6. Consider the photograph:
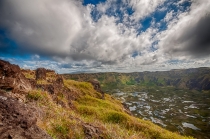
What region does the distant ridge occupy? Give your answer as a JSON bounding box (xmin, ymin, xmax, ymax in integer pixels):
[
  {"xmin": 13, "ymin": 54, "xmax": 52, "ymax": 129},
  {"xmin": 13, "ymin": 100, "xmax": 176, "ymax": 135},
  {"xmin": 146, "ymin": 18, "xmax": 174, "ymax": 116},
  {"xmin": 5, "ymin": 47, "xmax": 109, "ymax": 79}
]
[{"xmin": 63, "ymin": 67, "xmax": 210, "ymax": 92}]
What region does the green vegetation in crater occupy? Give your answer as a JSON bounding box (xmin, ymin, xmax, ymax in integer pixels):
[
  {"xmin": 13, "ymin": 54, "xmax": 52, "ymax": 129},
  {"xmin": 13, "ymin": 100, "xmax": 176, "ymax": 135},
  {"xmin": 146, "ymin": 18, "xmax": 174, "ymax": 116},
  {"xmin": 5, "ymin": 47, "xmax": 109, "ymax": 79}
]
[{"xmin": 63, "ymin": 67, "xmax": 210, "ymax": 93}]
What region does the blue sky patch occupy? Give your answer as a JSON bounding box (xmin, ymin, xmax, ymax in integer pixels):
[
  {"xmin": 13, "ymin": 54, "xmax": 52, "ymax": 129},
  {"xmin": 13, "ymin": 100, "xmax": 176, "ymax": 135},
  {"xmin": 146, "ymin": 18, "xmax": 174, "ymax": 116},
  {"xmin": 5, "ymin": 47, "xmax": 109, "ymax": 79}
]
[
  {"xmin": 83, "ymin": 0, "xmax": 106, "ymax": 5},
  {"xmin": 0, "ymin": 29, "xmax": 19, "ymax": 55}
]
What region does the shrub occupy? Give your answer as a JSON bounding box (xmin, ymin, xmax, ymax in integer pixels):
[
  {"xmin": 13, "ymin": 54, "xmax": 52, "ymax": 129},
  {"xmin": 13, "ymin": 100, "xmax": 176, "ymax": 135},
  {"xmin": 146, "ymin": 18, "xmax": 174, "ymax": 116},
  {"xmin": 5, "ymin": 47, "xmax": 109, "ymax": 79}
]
[
  {"xmin": 103, "ymin": 111, "xmax": 128, "ymax": 124},
  {"xmin": 27, "ymin": 90, "xmax": 44, "ymax": 101}
]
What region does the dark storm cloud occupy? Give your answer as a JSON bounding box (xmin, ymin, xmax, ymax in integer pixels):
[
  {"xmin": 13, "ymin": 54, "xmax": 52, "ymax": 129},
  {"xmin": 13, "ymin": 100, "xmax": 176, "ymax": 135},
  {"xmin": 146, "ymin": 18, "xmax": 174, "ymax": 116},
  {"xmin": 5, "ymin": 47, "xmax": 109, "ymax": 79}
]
[
  {"xmin": 176, "ymin": 13, "xmax": 210, "ymax": 57},
  {"xmin": 0, "ymin": 0, "xmax": 86, "ymax": 59},
  {"xmin": 184, "ymin": 13, "xmax": 210, "ymax": 56},
  {"xmin": 156, "ymin": 0, "xmax": 210, "ymax": 63}
]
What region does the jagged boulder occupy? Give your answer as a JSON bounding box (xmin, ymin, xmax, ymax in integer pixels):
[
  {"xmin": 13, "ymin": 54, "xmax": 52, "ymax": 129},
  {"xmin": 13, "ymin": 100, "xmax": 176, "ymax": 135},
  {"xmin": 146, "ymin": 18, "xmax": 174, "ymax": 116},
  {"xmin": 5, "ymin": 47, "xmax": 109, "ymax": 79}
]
[
  {"xmin": 35, "ymin": 68, "xmax": 46, "ymax": 80},
  {"xmin": 0, "ymin": 59, "xmax": 31, "ymax": 94},
  {"xmin": 0, "ymin": 93, "xmax": 52, "ymax": 139}
]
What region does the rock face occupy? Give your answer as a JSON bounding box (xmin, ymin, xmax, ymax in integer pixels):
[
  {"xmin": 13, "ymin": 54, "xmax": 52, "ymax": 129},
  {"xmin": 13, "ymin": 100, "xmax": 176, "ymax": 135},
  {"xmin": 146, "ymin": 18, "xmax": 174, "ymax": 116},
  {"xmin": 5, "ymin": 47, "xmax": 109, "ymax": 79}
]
[
  {"xmin": 35, "ymin": 68, "xmax": 47, "ymax": 80},
  {"xmin": 35, "ymin": 74, "xmax": 64, "ymax": 95},
  {"xmin": 0, "ymin": 60, "xmax": 31, "ymax": 94},
  {"xmin": 55, "ymin": 75, "xmax": 64, "ymax": 87},
  {"xmin": 186, "ymin": 77, "xmax": 210, "ymax": 90},
  {"xmin": 89, "ymin": 79, "xmax": 102, "ymax": 93},
  {"xmin": 89, "ymin": 79, "xmax": 104, "ymax": 99},
  {"xmin": 83, "ymin": 123, "xmax": 105, "ymax": 139},
  {"xmin": 0, "ymin": 93, "xmax": 52, "ymax": 139},
  {"xmin": 0, "ymin": 60, "xmax": 63, "ymax": 138},
  {"xmin": 36, "ymin": 84, "xmax": 55, "ymax": 94}
]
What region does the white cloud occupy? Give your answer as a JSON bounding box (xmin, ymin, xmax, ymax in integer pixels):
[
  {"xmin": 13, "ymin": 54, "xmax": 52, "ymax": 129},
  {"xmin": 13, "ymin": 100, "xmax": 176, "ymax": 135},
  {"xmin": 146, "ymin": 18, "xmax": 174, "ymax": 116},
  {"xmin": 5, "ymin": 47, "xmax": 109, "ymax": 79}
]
[
  {"xmin": 31, "ymin": 54, "xmax": 40, "ymax": 60},
  {"xmin": 128, "ymin": 0, "xmax": 166, "ymax": 21},
  {"xmin": 164, "ymin": 11, "xmax": 174, "ymax": 22},
  {"xmin": 1, "ymin": 0, "xmax": 160, "ymax": 68}
]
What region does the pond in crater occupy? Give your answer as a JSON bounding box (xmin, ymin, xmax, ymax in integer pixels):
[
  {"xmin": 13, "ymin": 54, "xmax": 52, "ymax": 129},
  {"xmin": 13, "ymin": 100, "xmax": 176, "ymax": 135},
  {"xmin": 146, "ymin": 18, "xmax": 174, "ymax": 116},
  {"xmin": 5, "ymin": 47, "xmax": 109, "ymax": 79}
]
[{"xmin": 112, "ymin": 88, "xmax": 210, "ymax": 139}]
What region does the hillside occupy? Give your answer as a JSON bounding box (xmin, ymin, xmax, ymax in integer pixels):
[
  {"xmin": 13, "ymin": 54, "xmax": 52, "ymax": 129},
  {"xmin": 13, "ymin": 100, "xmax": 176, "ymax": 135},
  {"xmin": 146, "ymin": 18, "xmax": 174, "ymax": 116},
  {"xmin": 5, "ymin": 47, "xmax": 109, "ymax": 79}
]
[
  {"xmin": 63, "ymin": 68, "xmax": 210, "ymax": 93},
  {"xmin": 0, "ymin": 59, "xmax": 194, "ymax": 139}
]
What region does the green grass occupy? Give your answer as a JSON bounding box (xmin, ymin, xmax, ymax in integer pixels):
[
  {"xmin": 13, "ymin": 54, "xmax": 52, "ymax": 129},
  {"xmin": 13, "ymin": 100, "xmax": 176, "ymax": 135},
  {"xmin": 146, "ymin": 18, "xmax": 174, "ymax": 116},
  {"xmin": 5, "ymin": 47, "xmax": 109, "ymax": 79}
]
[
  {"xmin": 36, "ymin": 79, "xmax": 50, "ymax": 84},
  {"xmin": 25, "ymin": 79, "xmax": 194, "ymax": 139},
  {"xmin": 22, "ymin": 72, "xmax": 35, "ymax": 79},
  {"xmin": 74, "ymin": 91, "xmax": 193, "ymax": 139},
  {"xmin": 27, "ymin": 90, "xmax": 45, "ymax": 101},
  {"xmin": 103, "ymin": 111, "xmax": 128, "ymax": 123}
]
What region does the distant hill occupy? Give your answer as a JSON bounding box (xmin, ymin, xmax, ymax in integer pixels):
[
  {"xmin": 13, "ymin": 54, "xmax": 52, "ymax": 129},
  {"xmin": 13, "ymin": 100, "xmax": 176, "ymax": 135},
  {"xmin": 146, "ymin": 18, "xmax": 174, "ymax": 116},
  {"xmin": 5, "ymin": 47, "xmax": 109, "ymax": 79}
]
[{"xmin": 63, "ymin": 67, "xmax": 210, "ymax": 92}]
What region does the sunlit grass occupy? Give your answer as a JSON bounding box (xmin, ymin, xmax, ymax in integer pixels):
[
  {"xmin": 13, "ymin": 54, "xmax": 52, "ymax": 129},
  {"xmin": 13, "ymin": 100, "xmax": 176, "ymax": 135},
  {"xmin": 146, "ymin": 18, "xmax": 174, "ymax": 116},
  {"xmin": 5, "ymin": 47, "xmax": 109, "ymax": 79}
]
[
  {"xmin": 22, "ymin": 70, "xmax": 35, "ymax": 79},
  {"xmin": 25, "ymin": 79, "xmax": 194, "ymax": 139},
  {"xmin": 74, "ymin": 89, "xmax": 193, "ymax": 139}
]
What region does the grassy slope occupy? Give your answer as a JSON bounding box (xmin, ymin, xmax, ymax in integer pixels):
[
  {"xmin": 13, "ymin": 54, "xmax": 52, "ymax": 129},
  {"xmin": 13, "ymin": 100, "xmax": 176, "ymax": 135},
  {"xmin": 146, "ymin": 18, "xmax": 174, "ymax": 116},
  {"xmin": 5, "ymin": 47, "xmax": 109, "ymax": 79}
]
[{"xmin": 25, "ymin": 79, "xmax": 193, "ymax": 139}]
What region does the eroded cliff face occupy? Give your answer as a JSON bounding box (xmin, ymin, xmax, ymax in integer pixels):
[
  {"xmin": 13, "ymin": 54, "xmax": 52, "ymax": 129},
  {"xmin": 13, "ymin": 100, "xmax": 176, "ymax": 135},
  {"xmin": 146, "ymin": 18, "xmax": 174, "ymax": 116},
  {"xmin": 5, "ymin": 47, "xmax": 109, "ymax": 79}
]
[
  {"xmin": 0, "ymin": 60, "xmax": 65, "ymax": 139},
  {"xmin": 0, "ymin": 60, "xmax": 54, "ymax": 139},
  {"xmin": 0, "ymin": 60, "xmax": 32, "ymax": 95}
]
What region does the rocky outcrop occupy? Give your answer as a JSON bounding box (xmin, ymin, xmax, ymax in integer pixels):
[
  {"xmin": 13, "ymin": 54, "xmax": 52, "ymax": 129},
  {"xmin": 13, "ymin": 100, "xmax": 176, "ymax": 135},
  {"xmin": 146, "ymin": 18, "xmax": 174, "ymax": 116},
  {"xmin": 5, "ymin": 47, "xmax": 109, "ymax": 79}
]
[
  {"xmin": 55, "ymin": 75, "xmax": 64, "ymax": 87},
  {"xmin": 89, "ymin": 79, "xmax": 103, "ymax": 93},
  {"xmin": 0, "ymin": 60, "xmax": 32, "ymax": 95},
  {"xmin": 0, "ymin": 93, "xmax": 52, "ymax": 139},
  {"xmin": 89, "ymin": 79, "xmax": 104, "ymax": 99},
  {"xmin": 83, "ymin": 123, "xmax": 106, "ymax": 139},
  {"xmin": 36, "ymin": 84, "xmax": 55, "ymax": 94},
  {"xmin": 35, "ymin": 68, "xmax": 47, "ymax": 80},
  {"xmin": 35, "ymin": 74, "xmax": 64, "ymax": 95},
  {"xmin": 0, "ymin": 60, "xmax": 66, "ymax": 138}
]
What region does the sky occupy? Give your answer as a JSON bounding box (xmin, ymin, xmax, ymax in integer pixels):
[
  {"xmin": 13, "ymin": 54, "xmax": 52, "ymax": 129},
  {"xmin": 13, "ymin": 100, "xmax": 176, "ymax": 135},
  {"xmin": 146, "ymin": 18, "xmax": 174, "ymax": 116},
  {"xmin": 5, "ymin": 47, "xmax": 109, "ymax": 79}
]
[{"xmin": 0, "ymin": 0, "xmax": 210, "ymax": 73}]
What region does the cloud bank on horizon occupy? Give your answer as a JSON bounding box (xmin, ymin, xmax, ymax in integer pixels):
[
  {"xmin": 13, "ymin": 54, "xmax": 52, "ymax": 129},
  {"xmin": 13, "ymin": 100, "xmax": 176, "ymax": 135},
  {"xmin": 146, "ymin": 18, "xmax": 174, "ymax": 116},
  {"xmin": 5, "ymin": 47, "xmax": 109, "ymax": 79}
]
[{"xmin": 0, "ymin": 0, "xmax": 210, "ymax": 73}]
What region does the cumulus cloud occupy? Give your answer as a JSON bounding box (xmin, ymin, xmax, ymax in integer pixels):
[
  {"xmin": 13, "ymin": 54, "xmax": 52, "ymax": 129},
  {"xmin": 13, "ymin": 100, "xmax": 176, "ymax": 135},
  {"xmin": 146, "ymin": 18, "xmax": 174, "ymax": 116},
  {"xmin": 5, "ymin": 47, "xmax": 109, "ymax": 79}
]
[
  {"xmin": 128, "ymin": 0, "xmax": 166, "ymax": 21},
  {"xmin": 0, "ymin": 0, "xmax": 145, "ymax": 65},
  {"xmin": 164, "ymin": 11, "xmax": 174, "ymax": 22},
  {"xmin": 0, "ymin": 0, "xmax": 86, "ymax": 57}
]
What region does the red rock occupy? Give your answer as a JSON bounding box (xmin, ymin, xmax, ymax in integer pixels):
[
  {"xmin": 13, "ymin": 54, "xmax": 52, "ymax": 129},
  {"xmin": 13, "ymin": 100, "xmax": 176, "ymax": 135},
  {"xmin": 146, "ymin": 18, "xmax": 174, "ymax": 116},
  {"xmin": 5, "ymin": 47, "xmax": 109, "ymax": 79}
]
[
  {"xmin": 0, "ymin": 93, "xmax": 52, "ymax": 139},
  {"xmin": 89, "ymin": 79, "xmax": 104, "ymax": 99},
  {"xmin": 54, "ymin": 75, "xmax": 64, "ymax": 87},
  {"xmin": 35, "ymin": 68, "xmax": 47, "ymax": 80},
  {"xmin": 0, "ymin": 60, "xmax": 32, "ymax": 94}
]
